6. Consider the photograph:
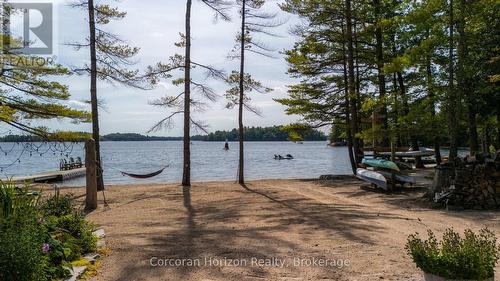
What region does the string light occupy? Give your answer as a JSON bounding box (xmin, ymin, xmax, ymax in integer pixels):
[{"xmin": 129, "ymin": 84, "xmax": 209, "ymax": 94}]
[{"xmin": 0, "ymin": 141, "xmax": 83, "ymax": 172}]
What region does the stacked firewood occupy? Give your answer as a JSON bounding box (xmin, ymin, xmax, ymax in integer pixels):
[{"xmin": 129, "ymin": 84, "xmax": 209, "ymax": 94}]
[{"xmin": 438, "ymin": 153, "xmax": 500, "ymax": 209}]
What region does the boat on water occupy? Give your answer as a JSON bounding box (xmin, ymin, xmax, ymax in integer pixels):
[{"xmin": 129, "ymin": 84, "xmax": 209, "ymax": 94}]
[
  {"xmin": 274, "ymin": 154, "xmax": 294, "ymax": 160},
  {"xmin": 362, "ymin": 158, "xmax": 400, "ymax": 171},
  {"xmin": 356, "ymin": 168, "xmax": 388, "ymax": 190}
]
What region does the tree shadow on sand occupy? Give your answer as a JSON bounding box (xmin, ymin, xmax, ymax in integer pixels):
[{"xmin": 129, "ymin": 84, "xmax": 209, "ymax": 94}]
[{"xmin": 109, "ymin": 181, "xmax": 410, "ymax": 280}]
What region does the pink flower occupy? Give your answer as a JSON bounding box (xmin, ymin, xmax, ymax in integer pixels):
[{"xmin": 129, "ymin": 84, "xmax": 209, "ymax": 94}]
[{"xmin": 42, "ymin": 243, "xmax": 50, "ymax": 253}]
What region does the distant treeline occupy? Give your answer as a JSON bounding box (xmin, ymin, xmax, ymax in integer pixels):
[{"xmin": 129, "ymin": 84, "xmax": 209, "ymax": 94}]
[
  {"xmin": 0, "ymin": 135, "xmax": 45, "ymax": 142},
  {"xmin": 100, "ymin": 133, "xmax": 182, "ymax": 141},
  {"xmin": 191, "ymin": 126, "xmax": 327, "ymax": 141},
  {"xmin": 0, "ymin": 133, "xmax": 181, "ymax": 142},
  {"xmin": 0, "ymin": 127, "xmax": 327, "ymax": 142}
]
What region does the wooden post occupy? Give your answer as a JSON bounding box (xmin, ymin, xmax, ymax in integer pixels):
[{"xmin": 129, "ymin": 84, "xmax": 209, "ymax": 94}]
[{"xmin": 85, "ymin": 139, "xmax": 98, "ymax": 210}]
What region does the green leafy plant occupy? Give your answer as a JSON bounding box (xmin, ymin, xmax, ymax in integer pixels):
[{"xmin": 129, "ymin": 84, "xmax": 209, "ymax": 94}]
[
  {"xmin": 0, "ymin": 181, "xmax": 47, "ymax": 281},
  {"xmin": 0, "ymin": 181, "xmax": 39, "ymax": 219},
  {"xmin": 52, "ymin": 212, "xmax": 97, "ymax": 258},
  {"xmin": 406, "ymin": 228, "xmax": 500, "ymax": 280},
  {"xmin": 0, "ymin": 181, "xmax": 98, "ymax": 281},
  {"xmin": 40, "ymin": 192, "xmax": 74, "ymax": 217}
]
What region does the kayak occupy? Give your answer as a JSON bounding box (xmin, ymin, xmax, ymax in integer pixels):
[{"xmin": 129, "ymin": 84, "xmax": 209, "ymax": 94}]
[
  {"xmin": 356, "ymin": 168, "xmax": 388, "ymax": 190},
  {"xmin": 395, "ymin": 161, "xmax": 413, "ymax": 170},
  {"xmin": 362, "ymin": 158, "xmax": 400, "ymax": 171}
]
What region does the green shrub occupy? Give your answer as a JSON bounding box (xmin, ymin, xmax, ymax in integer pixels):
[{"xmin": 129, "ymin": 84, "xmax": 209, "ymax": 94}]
[
  {"xmin": 406, "ymin": 228, "xmax": 500, "ymax": 280},
  {"xmin": 0, "ymin": 181, "xmax": 39, "ymax": 220},
  {"xmin": 48, "ymin": 212, "xmax": 97, "ymax": 259},
  {"xmin": 0, "ymin": 181, "xmax": 47, "ymax": 281},
  {"xmin": 0, "ymin": 181, "xmax": 96, "ymax": 281},
  {"xmin": 40, "ymin": 192, "xmax": 74, "ymax": 217},
  {"xmin": 0, "ymin": 215, "xmax": 48, "ymax": 281}
]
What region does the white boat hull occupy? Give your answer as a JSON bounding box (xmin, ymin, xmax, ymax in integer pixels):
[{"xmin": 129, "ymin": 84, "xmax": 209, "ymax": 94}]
[{"xmin": 356, "ymin": 168, "xmax": 388, "ymax": 190}]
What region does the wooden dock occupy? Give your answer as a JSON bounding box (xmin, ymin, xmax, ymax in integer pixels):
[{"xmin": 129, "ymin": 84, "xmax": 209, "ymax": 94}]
[{"xmin": 11, "ymin": 168, "xmax": 86, "ymax": 183}]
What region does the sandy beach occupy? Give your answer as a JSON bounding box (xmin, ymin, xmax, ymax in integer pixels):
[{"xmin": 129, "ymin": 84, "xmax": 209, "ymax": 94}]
[{"xmin": 62, "ymin": 178, "xmax": 500, "ymax": 281}]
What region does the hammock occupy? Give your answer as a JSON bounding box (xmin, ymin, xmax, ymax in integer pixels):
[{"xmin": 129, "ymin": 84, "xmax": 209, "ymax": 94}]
[{"xmin": 120, "ymin": 166, "xmax": 169, "ymax": 179}]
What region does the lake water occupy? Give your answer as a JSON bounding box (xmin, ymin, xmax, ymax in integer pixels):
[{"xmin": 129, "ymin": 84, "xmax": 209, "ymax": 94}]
[{"xmin": 0, "ymin": 141, "xmax": 352, "ymax": 186}]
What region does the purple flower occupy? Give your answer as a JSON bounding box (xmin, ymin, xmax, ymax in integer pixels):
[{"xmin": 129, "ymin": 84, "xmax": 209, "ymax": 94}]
[{"xmin": 42, "ymin": 243, "xmax": 50, "ymax": 253}]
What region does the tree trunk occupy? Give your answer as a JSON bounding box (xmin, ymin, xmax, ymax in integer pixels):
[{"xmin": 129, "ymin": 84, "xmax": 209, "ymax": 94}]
[
  {"xmin": 392, "ymin": 73, "xmax": 402, "ymax": 147},
  {"xmin": 341, "ymin": 21, "xmax": 356, "ymax": 174},
  {"xmin": 353, "ymin": 19, "xmax": 364, "ymax": 156},
  {"xmin": 426, "ymin": 57, "xmax": 442, "ymax": 164},
  {"xmin": 85, "ymin": 139, "xmax": 97, "ymax": 211},
  {"xmin": 481, "ymin": 126, "xmax": 488, "ymax": 153},
  {"xmin": 182, "ymin": 0, "xmax": 192, "ymax": 187},
  {"xmin": 447, "ymin": 0, "xmax": 458, "ymax": 160},
  {"xmin": 398, "ymin": 71, "xmax": 424, "ymax": 168},
  {"xmin": 467, "ymin": 104, "xmax": 478, "ymax": 154},
  {"xmin": 237, "ymin": 0, "xmax": 246, "ymax": 184},
  {"xmin": 457, "ymin": 0, "xmax": 478, "ymax": 155},
  {"xmin": 497, "ymin": 115, "xmax": 500, "ymax": 149},
  {"xmin": 87, "ymin": 0, "xmax": 104, "ymax": 191},
  {"xmin": 373, "ymin": 0, "xmax": 389, "ymax": 147},
  {"xmin": 346, "ymin": 0, "xmax": 361, "ymax": 163}
]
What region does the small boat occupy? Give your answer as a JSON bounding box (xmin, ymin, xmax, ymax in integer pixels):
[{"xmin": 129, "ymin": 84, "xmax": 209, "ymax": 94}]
[
  {"xmin": 378, "ymin": 148, "xmax": 435, "ymax": 158},
  {"xmin": 378, "ymin": 170, "xmax": 416, "ymax": 185},
  {"xmin": 356, "ymin": 168, "xmax": 387, "ymax": 190},
  {"xmin": 274, "ymin": 154, "xmax": 294, "ymax": 160},
  {"xmin": 362, "ymin": 158, "xmax": 400, "ymax": 171}
]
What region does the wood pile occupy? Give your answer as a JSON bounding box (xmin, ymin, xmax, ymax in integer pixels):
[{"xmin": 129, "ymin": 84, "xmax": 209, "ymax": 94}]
[{"xmin": 436, "ymin": 152, "xmax": 500, "ymax": 210}]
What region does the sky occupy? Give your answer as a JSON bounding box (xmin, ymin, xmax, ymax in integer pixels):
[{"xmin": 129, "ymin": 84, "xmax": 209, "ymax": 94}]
[{"xmin": 4, "ymin": 0, "xmax": 305, "ymax": 136}]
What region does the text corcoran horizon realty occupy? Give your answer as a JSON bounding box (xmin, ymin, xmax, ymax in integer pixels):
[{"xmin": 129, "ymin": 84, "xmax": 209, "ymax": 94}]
[{"xmin": 149, "ymin": 257, "xmax": 350, "ymax": 269}]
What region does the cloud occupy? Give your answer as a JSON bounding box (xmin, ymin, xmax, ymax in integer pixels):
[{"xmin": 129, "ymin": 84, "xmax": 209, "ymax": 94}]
[
  {"xmin": 48, "ymin": 0, "xmax": 299, "ymax": 135},
  {"xmin": 67, "ymin": 100, "xmax": 90, "ymax": 110}
]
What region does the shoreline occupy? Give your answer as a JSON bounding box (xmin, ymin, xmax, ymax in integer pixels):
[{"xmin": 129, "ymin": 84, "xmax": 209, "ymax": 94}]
[{"xmin": 56, "ymin": 176, "xmax": 348, "ymax": 188}]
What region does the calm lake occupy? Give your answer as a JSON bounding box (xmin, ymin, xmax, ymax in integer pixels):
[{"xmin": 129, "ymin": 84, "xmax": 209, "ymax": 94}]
[{"xmin": 0, "ymin": 141, "xmax": 352, "ymax": 185}]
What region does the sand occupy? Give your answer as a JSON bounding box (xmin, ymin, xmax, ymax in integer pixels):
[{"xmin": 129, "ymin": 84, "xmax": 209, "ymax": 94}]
[{"xmin": 63, "ymin": 178, "xmax": 499, "ymax": 281}]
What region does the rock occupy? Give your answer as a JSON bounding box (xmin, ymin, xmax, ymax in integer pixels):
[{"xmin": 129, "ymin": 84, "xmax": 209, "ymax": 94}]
[
  {"xmin": 84, "ymin": 253, "xmax": 101, "ymax": 264},
  {"xmin": 93, "ymin": 228, "xmax": 106, "ymax": 239},
  {"xmin": 64, "ymin": 266, "xmax": 86, "ymax": 281}
]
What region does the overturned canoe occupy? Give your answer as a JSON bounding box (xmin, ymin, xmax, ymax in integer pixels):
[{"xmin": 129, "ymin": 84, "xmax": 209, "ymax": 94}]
[
  {"xmin": 378, "ymin": 170, "xmax": 416, "ymax": 185},
  {"xmin": 356, "ymin": 168, "xmax": 388, "ymax": 190},
  {"xmin": 362, "ymin": 158, "xmax": 400, "ymax": 171},
  {"xmin": 378, "ymin": 150, "xmax": 434, "ymax": 158}
]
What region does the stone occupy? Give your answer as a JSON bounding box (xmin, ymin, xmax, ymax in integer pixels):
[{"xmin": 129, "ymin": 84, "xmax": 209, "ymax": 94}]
[
  {"xmin": 93, "ymin": 228, "xmax": 106, "ymax": 239},
  {"xmin": 84, "ymin": 253, "xmax": 101, "ymax": 264},
  {"xmin": 64, "ymin": 266, "xmax": 87, "ymax": 281}
]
